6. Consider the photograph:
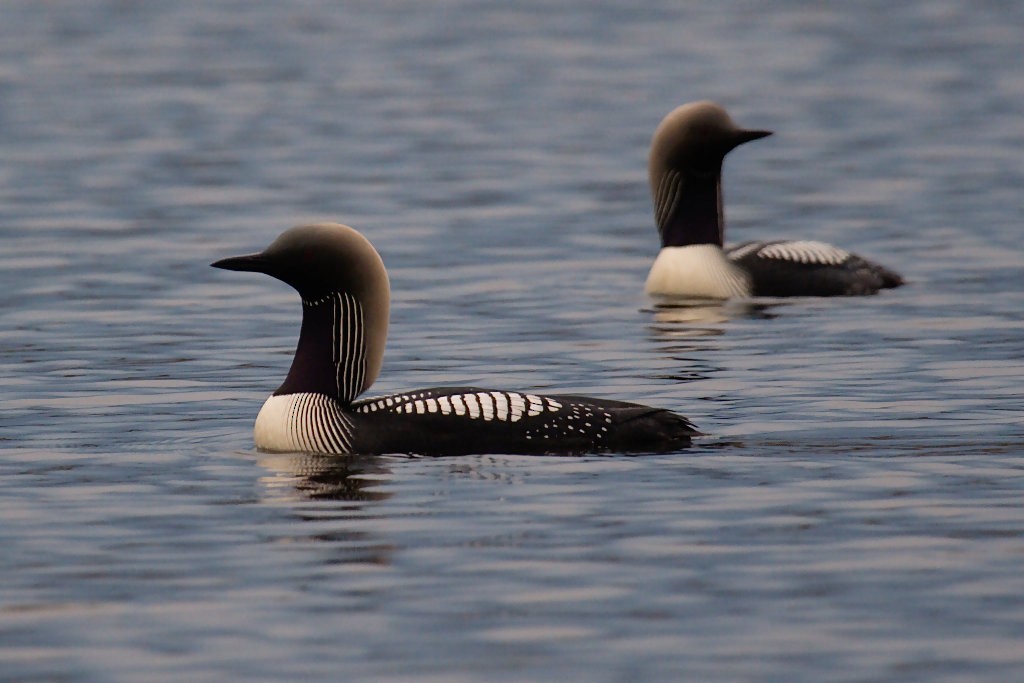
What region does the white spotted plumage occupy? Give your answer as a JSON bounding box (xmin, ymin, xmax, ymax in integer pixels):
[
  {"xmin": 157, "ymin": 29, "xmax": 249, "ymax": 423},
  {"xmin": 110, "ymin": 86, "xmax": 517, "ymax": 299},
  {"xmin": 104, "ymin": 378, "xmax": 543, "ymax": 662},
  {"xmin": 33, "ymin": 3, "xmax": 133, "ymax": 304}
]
[
  {"xmin": 508, "ymin": 393, "xmax": 526, "ymax": 420},
  {"xmin": 256, "ymin": 387, "xmax": 662, "ymax": 454},
  {"xmin": 522, "ymin": 402, "xmax": 615, "ymax": 442},
  {"xmin": 527, "ymin": 394, "xmax": 544, "ymax": 416},
  {"xmin": 739, "ymin": 240, "xmax": 851, "ymax": 266},
  {"xmin": 438, "ymin": 396, "xmax": 452, "ymax": 415},
  {"xmin": 724, "ymin": 241, "xmax": 763, "ymax": 261},
  {"xmin": 261, "ymin": 388, "xmax": 625, "ymax": 453},
  {"xmin": 352, "ymin": 390, "xmax": 573, "ymax": 425},
  {"xmin": 464, "ymin": 393, "xmax": 480, "ymax": 418}
]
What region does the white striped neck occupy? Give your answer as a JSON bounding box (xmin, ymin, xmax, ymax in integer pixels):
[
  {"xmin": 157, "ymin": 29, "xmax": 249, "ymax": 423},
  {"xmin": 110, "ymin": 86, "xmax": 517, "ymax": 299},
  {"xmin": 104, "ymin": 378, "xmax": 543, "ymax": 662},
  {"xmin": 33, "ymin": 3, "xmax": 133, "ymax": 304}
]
[
  {"xmin": 645, "ymin": 244, "xmax": 752, "ymax": 299},
  {"xmin": 275, "ymin": 291, "xmax": 368, "ymax": 404},
  {"xmin": 652, "ymin": 169, "xmax": 725, "ymax": 248}
]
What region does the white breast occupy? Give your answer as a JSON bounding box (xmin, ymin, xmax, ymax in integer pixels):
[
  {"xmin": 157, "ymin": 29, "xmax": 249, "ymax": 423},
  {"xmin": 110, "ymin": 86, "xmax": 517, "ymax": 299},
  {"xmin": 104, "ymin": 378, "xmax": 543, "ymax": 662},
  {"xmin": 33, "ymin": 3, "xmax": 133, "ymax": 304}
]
[
  {"xmin": 254, "ymin": 393, "xmax": 354, "ymax": 454},
  {"xmin": 644, "ymin": 245, "xmax": 752, "ymax": 299}
]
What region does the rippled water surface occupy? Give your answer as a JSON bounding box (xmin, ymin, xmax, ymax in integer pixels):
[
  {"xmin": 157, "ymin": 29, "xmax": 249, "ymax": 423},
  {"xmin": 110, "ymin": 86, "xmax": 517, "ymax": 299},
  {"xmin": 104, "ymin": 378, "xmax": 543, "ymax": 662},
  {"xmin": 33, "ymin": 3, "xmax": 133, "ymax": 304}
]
[{"xmin": 2, "ymin": 1, "xmax": 1023, "ymax": 681}]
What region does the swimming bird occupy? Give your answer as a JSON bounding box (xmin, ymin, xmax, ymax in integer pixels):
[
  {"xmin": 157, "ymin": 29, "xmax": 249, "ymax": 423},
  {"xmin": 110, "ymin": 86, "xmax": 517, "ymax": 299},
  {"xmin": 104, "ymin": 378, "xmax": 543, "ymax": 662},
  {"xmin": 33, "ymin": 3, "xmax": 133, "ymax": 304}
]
[
  {"xmin": 644, "ymin": 101, "xmax": 903, "ymax": 298},
  {"xmin": 213, "ymin": 223, "xmax": 698, "ymax": 456}
]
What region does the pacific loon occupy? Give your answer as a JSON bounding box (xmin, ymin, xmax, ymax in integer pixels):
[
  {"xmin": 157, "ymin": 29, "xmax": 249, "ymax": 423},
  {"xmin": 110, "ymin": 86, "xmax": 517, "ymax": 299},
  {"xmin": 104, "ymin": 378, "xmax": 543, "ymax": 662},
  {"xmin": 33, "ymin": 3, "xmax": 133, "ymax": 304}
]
[
  {"xmin": 644, "ymin": 101, "xmax": 903, "ymax": 299},
  {"xmin": 213, "ymin": 223, "xmax": 698, "ymax": 456}
]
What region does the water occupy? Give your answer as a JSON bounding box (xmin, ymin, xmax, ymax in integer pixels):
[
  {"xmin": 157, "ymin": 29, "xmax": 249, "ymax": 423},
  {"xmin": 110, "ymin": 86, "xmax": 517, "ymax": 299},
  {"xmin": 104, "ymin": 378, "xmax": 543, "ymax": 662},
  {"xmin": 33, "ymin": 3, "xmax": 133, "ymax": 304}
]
[{"xmin": 2, "ymin": 1, "xmax": 1023, "ymax": 681}]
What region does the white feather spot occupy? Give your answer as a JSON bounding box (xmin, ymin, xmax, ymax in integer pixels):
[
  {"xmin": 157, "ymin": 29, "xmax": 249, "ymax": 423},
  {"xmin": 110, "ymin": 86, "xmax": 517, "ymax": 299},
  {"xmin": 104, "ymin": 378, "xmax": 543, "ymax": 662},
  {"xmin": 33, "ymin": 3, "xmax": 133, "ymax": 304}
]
[
  {"xmin": 756, "ymin": 240, "xmax": 850, "ymax": 265},
  {"xmin": 725, "ymin": 241, "xmax": 763, "ymax": 260},
  {"xmin": 451, "ymin": 394, "xmax": 466, "ymax": 416},
  {"xmin": 490, "ymin": 392, "xmax": 509, "ymax": 421},
  {"xmin": 477, "ymin": 393, "xmax": 494, "ymax": 420},
  {"xmin": 527, "ymin": 394, "xmax": 544, "ymax": 416},
  {"xmin": 464, "ymin": 394, "xmax": 481, "ymax": 418},
  {"xmin": 508, "ymin": 394, "xmax": 526, "ymax": 421},
  {"xmin": 438, "ymin": 396, "xmax": 452, "ymax": 415}
]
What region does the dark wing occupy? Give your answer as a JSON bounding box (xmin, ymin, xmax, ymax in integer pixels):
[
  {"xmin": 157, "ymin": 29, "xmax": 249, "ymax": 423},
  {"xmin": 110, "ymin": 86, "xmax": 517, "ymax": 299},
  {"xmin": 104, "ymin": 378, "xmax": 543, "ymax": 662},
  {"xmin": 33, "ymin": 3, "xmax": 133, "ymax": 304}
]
[
  {"xmin": 349, "ymin": 387, "xmax": 697, "ymax": 456},
  {"xmin": 548, "ymin": 392, "xmax": 700, "ymax": 452},
  {"xmin": 726, "ymin": 240, "xmax": 903, "ymax": 297}
]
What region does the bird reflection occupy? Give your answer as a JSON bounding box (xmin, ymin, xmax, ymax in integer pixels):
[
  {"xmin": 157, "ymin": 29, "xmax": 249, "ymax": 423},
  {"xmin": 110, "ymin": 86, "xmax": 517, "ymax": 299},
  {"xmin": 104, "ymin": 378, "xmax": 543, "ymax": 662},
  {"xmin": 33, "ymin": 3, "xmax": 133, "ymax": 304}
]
[
  {"xmin": 258, "ymin": 451, "xmax": 393, "ymax": 502},
  {"xmin": 642, "ymin": 298, "xmax": 784, "ymax": 383},
  {"xmin": 646, "ymin": 297, "xmax": 779, "ymax": 332}
]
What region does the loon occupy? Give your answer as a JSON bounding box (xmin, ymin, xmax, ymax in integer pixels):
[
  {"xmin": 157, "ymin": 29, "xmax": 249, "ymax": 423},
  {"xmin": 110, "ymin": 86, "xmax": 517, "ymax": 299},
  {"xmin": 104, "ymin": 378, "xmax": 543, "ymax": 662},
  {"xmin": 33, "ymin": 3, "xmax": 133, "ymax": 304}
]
[
  {"xmin": 644, "ymin": 101, "xmax": 903, "ymax": 298},
  {"xmin": 212, "ymin": 223, "xmax": 698, "ymax": 456}
]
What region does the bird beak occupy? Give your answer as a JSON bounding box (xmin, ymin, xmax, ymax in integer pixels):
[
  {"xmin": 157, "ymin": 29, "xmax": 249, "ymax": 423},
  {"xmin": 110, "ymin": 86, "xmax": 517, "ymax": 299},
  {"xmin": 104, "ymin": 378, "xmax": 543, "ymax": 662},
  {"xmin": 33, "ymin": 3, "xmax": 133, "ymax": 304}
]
[
  {"xmin": 734, "ymin": 128, "xmax": 773, "ymax": 147},
  {"xmin": 211, "ymin": 252, "xmax": 268, "ymax": 273}
]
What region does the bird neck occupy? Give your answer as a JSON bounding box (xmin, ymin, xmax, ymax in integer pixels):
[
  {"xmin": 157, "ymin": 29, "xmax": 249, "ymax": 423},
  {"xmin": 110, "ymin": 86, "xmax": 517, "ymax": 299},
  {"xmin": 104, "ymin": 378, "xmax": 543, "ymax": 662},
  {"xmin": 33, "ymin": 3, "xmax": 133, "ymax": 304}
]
[
  {"xmin": 653, "ymin": 168, "xmax": 725, "ymax": 248},
  {"xmin": 275, "ymin": 291, "xmax": 367, "ymax": 405}
]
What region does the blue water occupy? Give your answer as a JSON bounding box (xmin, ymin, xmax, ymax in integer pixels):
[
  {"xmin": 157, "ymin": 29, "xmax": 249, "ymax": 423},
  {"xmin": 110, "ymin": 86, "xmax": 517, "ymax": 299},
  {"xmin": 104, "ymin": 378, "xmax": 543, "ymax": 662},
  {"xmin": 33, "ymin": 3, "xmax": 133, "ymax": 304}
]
[{"xmin": 2, "ymin": 1, "xmax": 1023, "ymax": 681}]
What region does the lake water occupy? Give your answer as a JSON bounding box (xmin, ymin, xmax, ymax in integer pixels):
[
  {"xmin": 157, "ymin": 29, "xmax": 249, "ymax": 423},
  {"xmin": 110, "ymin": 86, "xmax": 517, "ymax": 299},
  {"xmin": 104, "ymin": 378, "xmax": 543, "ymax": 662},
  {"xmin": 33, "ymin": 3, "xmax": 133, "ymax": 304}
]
[{"xmin": 2, "ymin": 1, "xmax": 1023, "ymax": 681}]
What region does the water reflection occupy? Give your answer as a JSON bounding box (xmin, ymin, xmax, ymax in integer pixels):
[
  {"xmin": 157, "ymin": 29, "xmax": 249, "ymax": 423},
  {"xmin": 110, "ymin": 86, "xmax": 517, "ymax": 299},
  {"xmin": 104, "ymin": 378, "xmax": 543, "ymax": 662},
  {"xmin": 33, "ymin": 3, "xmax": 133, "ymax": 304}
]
[
  {"xmin": 641, "ymin": 299, "xmax": 784, "ymax": 382},
  {"xmin": 257, "ymin": 452, "xmax": 393, "ymax": 502},
  {"xmin": 645, "ymin": 298, "xmax": 781, "ymax": 331}
]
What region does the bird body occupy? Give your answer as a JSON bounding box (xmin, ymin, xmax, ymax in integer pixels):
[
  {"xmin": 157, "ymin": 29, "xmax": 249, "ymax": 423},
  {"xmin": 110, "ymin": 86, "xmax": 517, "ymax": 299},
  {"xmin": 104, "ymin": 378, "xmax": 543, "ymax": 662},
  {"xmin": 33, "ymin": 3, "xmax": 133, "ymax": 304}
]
[
  {"xmin": 214, "ymin": 223, "xmax": 697, "ymax": 456},
  {"xmin": 645, "ymin": 101, "xmax": 902, "ymax": 298}
]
